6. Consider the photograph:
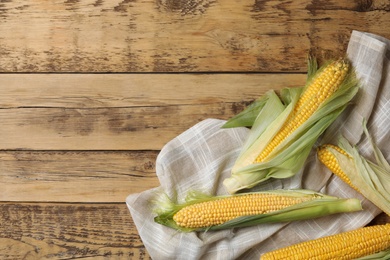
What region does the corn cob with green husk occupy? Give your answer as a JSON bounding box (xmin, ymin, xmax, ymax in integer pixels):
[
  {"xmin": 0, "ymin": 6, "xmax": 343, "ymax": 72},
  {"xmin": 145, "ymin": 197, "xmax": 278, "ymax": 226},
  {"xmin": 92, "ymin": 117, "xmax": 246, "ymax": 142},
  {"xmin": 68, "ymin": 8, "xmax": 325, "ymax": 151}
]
[
  {"xmin": 222, "ymin": 56, "xmax": 320, "ymax": 129},
  {"xmin": 317, "ymin": 121, "xmax": 390, "ymax": 216},
  {"xmin": 260, "ymin": 224, "xmax": 390, "ymax": 260},
  {"xmin": 152, "ymin": 189, "xmax": 362, "ymax": 232},
  {"xmin": 223, "ymin": 58, "xmax": 359, "ymax": 194}
]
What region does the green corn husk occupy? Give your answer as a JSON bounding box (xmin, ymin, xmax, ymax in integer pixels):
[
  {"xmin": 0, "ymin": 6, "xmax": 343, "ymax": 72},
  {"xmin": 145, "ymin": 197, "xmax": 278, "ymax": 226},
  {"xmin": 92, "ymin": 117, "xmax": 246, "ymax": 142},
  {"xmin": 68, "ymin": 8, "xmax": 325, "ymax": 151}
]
[
  {"xmin": 151, "ymin": 189, "xmax": 362, "ymax": 232},
  {"xmin": 222, "ymin": 57, "xmax": 317, "ymax": 129},
  {"xmin": 222, "ymin": 87, "xmax": 304, "ymax": 129},
  {"xmin": 223, "ymin": 58, "xmax": 359, "ymax": 194},
  {"xmin": 222, "ymin": 94, "xmax": 270, "ymax": 128},
  {"xmin": 328, "ymin": 120, "xmax": 390, "ymax": 216}
]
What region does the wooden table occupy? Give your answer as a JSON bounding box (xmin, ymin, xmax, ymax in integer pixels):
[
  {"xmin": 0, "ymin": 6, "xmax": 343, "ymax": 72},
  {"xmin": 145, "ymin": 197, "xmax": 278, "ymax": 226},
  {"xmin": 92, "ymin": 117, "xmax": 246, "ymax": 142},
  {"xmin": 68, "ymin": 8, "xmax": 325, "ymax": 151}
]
[{"xmin": 1, "ymin": 1, "xmax": 389, "ymax": 259}]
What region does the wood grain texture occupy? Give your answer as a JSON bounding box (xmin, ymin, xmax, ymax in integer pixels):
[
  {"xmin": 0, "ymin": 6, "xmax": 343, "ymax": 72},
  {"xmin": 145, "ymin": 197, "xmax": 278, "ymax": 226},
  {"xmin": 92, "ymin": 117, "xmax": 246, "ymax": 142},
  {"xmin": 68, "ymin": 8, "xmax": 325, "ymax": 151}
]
[
  {"xmin": 0, "ymin": 203, "xmax": 150, "ymax": 259},
  {"xmin": 0, "ymin": 105, "xmax": 228, "ymax": 150},
  {"xmin": 0, "ymin": 74, "xmax": 306, "ymax": 150},
  {"xmin": 0, "ymin": 203, "xmax": 386, "ymax": 260},
  {"xmin": 0, "ymin": 74, "xmax": 305, "ymax": 108},
  {"xmin": 0, "ymin": 151, "xmax": 159, "ymax": 202},
  {"xmin": 0, "ymin": 0, "xmax": 389, "ymax": 72}
]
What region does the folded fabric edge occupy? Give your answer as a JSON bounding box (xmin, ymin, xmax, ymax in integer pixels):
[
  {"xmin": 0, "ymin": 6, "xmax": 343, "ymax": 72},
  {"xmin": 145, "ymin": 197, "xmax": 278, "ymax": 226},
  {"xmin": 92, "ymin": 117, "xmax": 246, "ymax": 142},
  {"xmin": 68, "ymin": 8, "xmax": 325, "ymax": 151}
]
[
  {"xmin": 351, "ymin": 30, "xmax": 390, "ymax": 48},
  {"xmin": 321, "ymin": 30, "xmax": 387, "ymax": 146},
  {"xmin": 125, "ymin": 188, "xmax": 174, "ymax": 259}
]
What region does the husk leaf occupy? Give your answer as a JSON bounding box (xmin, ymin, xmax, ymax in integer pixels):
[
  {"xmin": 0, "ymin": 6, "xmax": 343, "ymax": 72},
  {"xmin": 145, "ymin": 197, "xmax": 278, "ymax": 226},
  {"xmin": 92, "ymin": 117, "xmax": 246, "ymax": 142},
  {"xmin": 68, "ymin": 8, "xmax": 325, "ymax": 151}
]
[
  {"xmin": 222, "ymin": 57, "xmax": 317, "ymax": 129},
  {"xmin": 222, "ymin": 94, "xmax": 269, "ymax": 128},
  {"xmin": 357, "ymin": 248, "xmax": 390, "ymax": 260}
]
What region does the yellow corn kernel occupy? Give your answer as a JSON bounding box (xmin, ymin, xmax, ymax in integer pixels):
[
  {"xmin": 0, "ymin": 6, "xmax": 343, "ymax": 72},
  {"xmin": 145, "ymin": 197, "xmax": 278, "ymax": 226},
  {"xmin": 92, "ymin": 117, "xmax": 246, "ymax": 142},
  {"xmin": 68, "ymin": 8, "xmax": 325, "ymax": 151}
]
[
  {"xmin": 255, "ymin": 60, "xmax": 349, "ymax": 163},
  {"xmin": 317, "ymin": 144, "xmax": 359, "ymax": 192},
  {"xmin": 173, "ymin": 193, "xmax": 312, "ymax": 229},
  {"xmin": 261, "ymin": 224, "xmax": 390, "ymax": 260}
]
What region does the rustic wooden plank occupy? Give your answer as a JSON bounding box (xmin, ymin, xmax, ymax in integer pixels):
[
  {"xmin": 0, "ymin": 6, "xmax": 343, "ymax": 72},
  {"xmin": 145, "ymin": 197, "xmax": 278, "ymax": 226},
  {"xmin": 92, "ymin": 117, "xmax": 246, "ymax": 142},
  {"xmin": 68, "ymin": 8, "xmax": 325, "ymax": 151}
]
[
  {"xmin": 0, "ymin": 74, "xmax": 306, "ymax": 108},
  {"xmin": 0, "ymin": 203, "xmax": 387, "ymax": 260},
  {"xmin": 0, "ymin": 151, "xmax": 159, "ymax": 202},
  {"xmin": 0, "ymin": 104, "xmax": 236, "ymax": 150},
  {"xmin": 0, "ymin": 73, "xmax": 306, "ymax": 150},
  {"xmin": 0, "ymin": 202, "xmax": 150, "ymax": 259},
  {"xmin": 0, "ymin": 0, "xmax": 388, "ymax": 72},
  {"xmin": 0, "ymin": 204, "xmax": 387, "ymax": 260}
]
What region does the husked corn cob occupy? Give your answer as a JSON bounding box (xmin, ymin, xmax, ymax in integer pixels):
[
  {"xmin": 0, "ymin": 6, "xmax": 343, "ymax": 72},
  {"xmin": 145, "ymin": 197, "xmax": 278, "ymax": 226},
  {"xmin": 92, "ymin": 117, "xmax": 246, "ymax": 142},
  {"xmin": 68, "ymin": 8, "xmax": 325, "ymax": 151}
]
[
  {"xmin": 260, "ymin": 224, "xmax": 390, "ymax": 260},
  {"xmin": 255, "ymin": 60, "xmax": 349, "ymax": 163},
  {"xmin": 173, "ymin": 193, "xmax": 312, "ymax": 229},
  {"xmin": 317, "ymin": 144, "xmax": 359, "ymax": 192}
]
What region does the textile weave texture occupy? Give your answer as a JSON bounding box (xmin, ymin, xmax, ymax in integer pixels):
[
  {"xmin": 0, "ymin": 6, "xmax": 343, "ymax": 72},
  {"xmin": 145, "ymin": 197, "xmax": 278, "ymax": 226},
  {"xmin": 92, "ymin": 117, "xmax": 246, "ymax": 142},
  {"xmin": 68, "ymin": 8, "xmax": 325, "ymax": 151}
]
[{"xmin": 126, "ymin": 30, "xmax": 390, "ymax": 260}]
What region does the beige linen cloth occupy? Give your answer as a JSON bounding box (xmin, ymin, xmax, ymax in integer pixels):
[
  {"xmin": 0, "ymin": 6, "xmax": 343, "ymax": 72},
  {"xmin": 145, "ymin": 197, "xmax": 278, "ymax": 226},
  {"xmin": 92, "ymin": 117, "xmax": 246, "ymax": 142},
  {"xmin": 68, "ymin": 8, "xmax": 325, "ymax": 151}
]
[{"xmin": 126, "ymin": 30, "xmax": 390, "ymax": 259}]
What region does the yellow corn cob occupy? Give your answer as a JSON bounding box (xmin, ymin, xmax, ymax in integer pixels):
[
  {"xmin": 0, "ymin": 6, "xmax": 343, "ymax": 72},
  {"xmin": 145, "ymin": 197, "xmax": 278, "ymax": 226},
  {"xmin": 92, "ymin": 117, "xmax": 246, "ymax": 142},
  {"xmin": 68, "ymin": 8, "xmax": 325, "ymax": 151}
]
[
  {"xmin": 261, "ymin": 224, "xmax": 390, "ymax": 260},
  {"xmin": 255, "ymin": 60, "xmax": 349, "ymax": 163},
  {"xmin": 173, "ymin": 193, "xmax": 312, "ymax": 229},
  {"xmin": 317, "ymin": 144, "xmax": 359, "ymax": 192}
]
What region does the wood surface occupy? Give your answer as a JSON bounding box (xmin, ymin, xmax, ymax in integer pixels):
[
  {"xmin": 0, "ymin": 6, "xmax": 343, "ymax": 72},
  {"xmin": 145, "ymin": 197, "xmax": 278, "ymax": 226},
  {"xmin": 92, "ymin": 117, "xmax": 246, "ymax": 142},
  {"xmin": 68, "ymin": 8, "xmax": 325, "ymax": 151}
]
[
  {"xmin": 0, "ymin": 203, "xmax": 150, "ymax": 259},
  {"xmin": 0, "ymin": 74, "xmax": 304, "ymax": 150},
  {"xmin": 0, "ymin": 0, "xmax": 389, "ymax": 72},
  {"xmin": 1, "ymin": 0, "xmax": 389, "ymax": 259}
]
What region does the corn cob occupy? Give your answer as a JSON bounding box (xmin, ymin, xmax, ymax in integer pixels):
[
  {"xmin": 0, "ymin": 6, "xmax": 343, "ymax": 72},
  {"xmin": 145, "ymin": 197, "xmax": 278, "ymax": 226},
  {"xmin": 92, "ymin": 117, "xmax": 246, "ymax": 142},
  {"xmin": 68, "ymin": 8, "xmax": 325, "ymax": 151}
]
[
  {"xmin": 153, "ymin": 189, "xmax": 362, "ymax": 232},
  {"xmin": 317, "ymin": 144, "xmax": 359, "ymax": 192},
  {"xmin": 317, "ymin": 131, "xmax": 390, "ymax": 216},
  {"xmin": 255, "ymin": 59, "xmax": 349, "ymax": 163},
  {"xmin": 173, "ymin": 192, "xmax": 312, "ymax": 229},
  {"xmin": 260, "ymin": 224, "xmax": 390, "ymax": 260},
  {"xmin": 223, "ymin": 58, "xmax": 358, "ymax": 194}
]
